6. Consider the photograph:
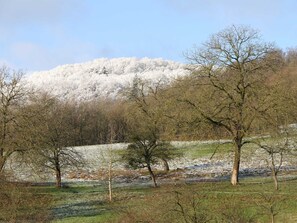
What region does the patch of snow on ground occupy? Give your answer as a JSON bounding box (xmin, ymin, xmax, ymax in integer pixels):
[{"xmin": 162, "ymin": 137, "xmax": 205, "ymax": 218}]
[{"xmin": 5, "ymin": 141, "xmax": 297, "ymax": 184}]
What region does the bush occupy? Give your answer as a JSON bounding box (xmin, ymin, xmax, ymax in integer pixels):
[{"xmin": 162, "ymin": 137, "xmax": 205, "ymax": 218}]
[{"xmin": 0, "ymin": 176, "xmax": 52, "ymax": 222}]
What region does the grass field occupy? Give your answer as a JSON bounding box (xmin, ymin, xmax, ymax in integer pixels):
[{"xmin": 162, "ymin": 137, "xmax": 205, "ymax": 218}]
[
  {"xmin": 174, "ymin": 140, "xmax": 232, "ymax": 159},
  {"xmin": 4, "ymin": 139, "xmax": 297, "ymax": 222},
  {"xmin": 28, "ymin": 175, "xmax": 297, "ymax": 223},
  {"xmin": 23, "ymin": 139, "xmax": 295, "ymax": 222}
]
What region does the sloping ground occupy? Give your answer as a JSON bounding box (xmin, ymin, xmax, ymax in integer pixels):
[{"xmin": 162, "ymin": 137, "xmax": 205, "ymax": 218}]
[{"xmin": 6, "ymin": 140, "xmax": 297, "ymax": 185}]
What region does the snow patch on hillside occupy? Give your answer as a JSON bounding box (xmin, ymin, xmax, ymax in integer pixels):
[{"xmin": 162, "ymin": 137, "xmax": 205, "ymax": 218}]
[{"xmin": 25, "ymin": 57, "xmax": 187, "ymax": 101}]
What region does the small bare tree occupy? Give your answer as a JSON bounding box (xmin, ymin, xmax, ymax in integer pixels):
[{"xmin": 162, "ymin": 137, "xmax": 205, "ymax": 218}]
[
  {"xmin": 122, "ymin": 135, "xmax": 177, "ymax": 187},
  {"xmin": 98, "ymin": 123, "xmax": 120, "ymax": 202},
  {"xmin": 254, "ymin": 122, "xmax": 293, "ymax": 190},
  {"xmin": 256, "ymin": 137, "xmax": 288, "ymax": 190},
  {"xmin": 173, "ymin": 191, "xmax": 211, "ymax": 223},
  {"xmin": 99, "ymin": 145, "xmax": 118, "ymax": 202},
  {"xmin": 256, "ymin": 192, "xmax": 285, "ymax": 223}
]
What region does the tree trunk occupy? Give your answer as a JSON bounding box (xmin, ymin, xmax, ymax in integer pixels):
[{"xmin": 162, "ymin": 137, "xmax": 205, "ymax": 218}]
[
  {"xmin": 271, "ymin": 212, "xmax": 275, "ymax": 223},
  {"xmin": 231, "ymin": 141, "xmax": 241, "ymax": 185},
  {"xmin": 0, "ymin": 161, "xmax": 4, "ymax": 174},
  {"xmin": 147, "ymin": 164, "xmax": 157, "ymax": 187},
  {"xmin": 108, "ymin": 159, "xmax": 113, "ymax": 202},
  {"xmin": 272, "ymin": 173, "xmax": 278, "ymax": 191},
  {"xmin": 0, "ymin": 148, "xmax": 5, "ymax": 173},
  {"xmin": 55, "ymin": 167, "xmax": 62, "ymax": 188},
  {"xmin": 271, "ymin": 163, "xmax": 279, "ymax": 191},
  {"xmin": 162, "ymin": 158, "xmax": 170, "ymax": 172},
  {"xmin": 270, "ymin": 154, "xmax": 279, "ymax": 191},
  {"xmin": 0, "ymin": 160, "xmax": 5, "ymax": 173}
]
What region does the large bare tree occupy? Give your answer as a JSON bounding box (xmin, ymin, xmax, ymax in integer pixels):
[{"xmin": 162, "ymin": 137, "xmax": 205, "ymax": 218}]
[
  {"xmin": 26, "ymin": 95, "xmax": 85, "ymax": 188},
  {"xmin": 0, "ymin": 66, "xmax": 30, "ymax": 173},
  {"xmin": 183, "ymin": 25, "xmax": 281, "ymax": 185}
]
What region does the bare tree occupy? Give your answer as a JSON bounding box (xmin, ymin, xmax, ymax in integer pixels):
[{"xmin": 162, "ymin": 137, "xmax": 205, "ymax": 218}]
[
  {"xmin": 122, "ymin": 134, "xmax": 177, "ymax": 187},
  {"xmin": 255, "ymin": 136, "xmax": 288, "ymax": 190},
  {"xmin": 173, "ymin": 191, "xmax": 211, "ymax": 223},
  {"xmin": 26, "ymin": 95, "xmax": 85, "ymax": 188},
  {"xmin": 122, "ymin": 77, "xmax": 181, "ymax": 187},
  {"xmin": 183, "ymin": 25, "xmax": 281, "ymax": 185},
  {"xmin": 98, "ymin": 123, "xmax": 120, "ymax": 202},
  {"xmin": 0, "ymin": 66, "xmax": 31, "ymax": 173},
  {"xmin": 125, "ymin": 77, "xmax": 175, "ymax": 171},
  {"xmin": 253, "ymin": 83, "xmax": 296, "ymax": 191},
  {"xmin": 122, "ymin": 123, "xmax": 180, "ymax": 187},
  {"xmin": 256, "ymin": 192, "xmax": 285, "ymax": 223}
]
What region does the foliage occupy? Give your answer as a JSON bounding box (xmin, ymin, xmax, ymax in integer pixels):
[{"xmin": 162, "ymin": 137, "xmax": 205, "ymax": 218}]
[
  {"xmin": 122, "ymin": 135, "xmax": 178, "ymax": 187},
  {"xmin": 124, "ymin": 139, "xmax": 177, "ymax": 169}
]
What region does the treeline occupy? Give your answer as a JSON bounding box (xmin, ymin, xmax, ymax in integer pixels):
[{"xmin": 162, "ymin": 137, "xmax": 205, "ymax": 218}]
[{"xmin": 1, "ymin": 25, "xmax": 297, "ymax": 187}]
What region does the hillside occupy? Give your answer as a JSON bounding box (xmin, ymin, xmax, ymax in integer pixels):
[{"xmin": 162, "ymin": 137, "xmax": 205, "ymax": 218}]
[{"xmin": 25, "ymin": 57, "xmax": 187, "ymax": 101}]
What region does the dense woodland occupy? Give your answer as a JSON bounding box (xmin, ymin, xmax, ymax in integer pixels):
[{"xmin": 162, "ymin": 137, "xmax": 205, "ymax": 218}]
[{"xmin": 1, "ymin": 25, "xmax": 297, "ymax": 222}]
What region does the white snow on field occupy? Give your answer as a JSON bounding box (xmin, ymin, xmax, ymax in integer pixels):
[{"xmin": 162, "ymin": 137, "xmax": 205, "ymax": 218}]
[
  {"xmin": 5, "ymin": 141, "xmax": 297, "ymax": 183},
  {"xmin": 68, "ymin": 142, "xmax": 297, "ymax": 180},
  {"xmin": 25, "ymin": 57, "xmax": 187, "ymax": 101}
]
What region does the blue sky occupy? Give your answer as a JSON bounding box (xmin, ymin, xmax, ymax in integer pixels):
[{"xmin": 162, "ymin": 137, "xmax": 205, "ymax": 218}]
[{"xmin": 0, "ymin": 0, "xmax": 296, "ymax": 72}]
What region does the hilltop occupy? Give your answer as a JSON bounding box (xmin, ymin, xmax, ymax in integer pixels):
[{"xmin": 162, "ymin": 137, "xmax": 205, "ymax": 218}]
[{"xmin": 25, "ymin": 57, "xmax": 187, "ymax": 101}]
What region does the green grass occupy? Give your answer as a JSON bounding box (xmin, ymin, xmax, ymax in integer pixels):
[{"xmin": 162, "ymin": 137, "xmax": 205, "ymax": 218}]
[
  {"xmin": 174, "ymin": 138, "xmax": 269, "ymax": 160},
  {"xmin": 176, "ymin": 141, "xmax": 232, "ymax": 159},
  {"xmin": 27, "ymin": 137, "xmax": 297, "ymax": 222},
  {"xmin": 52, "ymin": 212, "xmax": 117, "ymax": 223},
  {"xmin": 31, "ymin": 182, "xmax": 151, "ymax": 223},
  {"xmin": 31, "ymin": 184, "xmax": 108, "ymax": 222},
  {"xmin": 115, "ymin": 177, "xmax": 297, "ymax": 222},
  {"xmin": 27, "ymin": 176, "xmax": 297, "ymax": 223}
]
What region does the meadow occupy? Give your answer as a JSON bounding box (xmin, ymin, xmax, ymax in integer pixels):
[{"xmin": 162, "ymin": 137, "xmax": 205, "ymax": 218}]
[
  {"xmin": 32, "ymin": 175, "xmax": 297, "ymax": 223},
  {"xmin": 24, "ymin": 140, "xmax": 297, "ymax": 222},
  {"xmin": 2, "ymin": 139, "xmax": 297, "ymax": 222}
]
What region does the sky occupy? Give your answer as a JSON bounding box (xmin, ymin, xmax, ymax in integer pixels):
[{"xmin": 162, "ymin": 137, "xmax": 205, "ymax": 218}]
[{"xmin": 0, "ymin": 0, "xmax": 296, "ymax": 72}]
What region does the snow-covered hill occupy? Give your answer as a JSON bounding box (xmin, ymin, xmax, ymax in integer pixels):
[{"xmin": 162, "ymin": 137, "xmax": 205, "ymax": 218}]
[{"xmin": 25, "ymin": 57, "xmax": 187, "ymax": 101}]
